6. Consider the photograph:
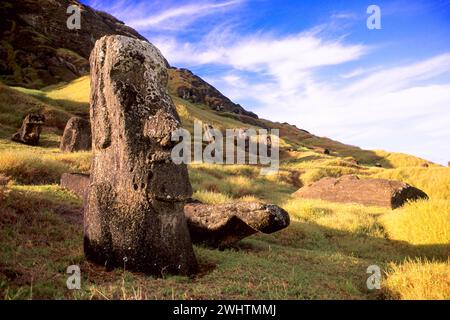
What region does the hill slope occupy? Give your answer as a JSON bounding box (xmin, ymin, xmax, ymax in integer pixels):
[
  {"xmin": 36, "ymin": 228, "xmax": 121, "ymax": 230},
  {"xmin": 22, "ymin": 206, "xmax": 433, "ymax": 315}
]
[
  {"xmin": 0, "ymin": 0, "xmax": 448, "ymax": 301},
  {"xmin": 0, "ymin": 0, "xmax": 146, "ymax": 88},
  {"xmin": 0, "ymin": 76, "xmax": 448, "ymax": 300}
]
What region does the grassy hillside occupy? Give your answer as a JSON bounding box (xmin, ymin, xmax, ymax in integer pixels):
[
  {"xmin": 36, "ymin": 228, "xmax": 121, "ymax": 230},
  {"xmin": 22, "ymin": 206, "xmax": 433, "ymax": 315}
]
[{"xmin": 0, "ymin": 76, "xmax": 448, "ymax": 300}]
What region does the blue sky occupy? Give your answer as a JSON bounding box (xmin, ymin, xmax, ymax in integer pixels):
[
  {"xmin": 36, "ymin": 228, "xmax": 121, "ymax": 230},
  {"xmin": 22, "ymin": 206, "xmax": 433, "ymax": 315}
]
[{"xmin": 83, "ymin": 0, "xmax": 450, "ymax": 165}]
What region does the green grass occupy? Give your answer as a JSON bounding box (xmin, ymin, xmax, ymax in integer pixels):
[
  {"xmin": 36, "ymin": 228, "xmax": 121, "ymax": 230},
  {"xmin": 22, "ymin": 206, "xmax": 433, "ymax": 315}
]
[{"xmin": 0, "ymin": 77, "xmax": 449, "ymax": 300}]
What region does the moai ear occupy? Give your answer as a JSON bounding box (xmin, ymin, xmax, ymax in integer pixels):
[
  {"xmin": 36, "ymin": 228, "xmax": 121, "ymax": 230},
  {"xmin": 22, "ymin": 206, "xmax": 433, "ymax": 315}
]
[
  {"xmin": 90, "ymin": 42, "xmax": 112, "ymax": 150},
  {"xmin": 92, "ymin": 93, "xmax": 112, "ymax": 150}
]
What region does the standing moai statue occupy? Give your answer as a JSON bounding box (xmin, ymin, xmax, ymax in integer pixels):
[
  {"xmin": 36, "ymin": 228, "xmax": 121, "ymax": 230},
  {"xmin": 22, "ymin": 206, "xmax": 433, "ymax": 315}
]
[
  {"xmin": 60, "ymin": 117, "xmax": 92, "ymax": 152},
  {"xmin": 11, "ymin": 113, "xmax": 45, "ymax": 146},
  {"xmin": 85, "ymin": 35, "xmax": 197, "ymax": 275}
]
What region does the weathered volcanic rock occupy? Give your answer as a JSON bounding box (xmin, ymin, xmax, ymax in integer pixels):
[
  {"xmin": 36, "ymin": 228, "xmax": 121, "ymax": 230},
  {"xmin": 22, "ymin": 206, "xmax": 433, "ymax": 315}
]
[
  {"xmin": 60, "ymin": 173, "xmax": 290, "ymax": 248},
  {"xmin": 170, "ymin": 67, "xmax": 258, "ymax": 119},
  {"xmin": 85, "ymin": 35, "xmax": 197, "ymax": 275},
  {"xmin": 0, "ymin": 0, "xmax": 148, "ymax": 88},
  {"xmin": 61, "ymin": 173, "xmax": 90, "ymax": 201},
  {"xmin": 11, "ymin": 113, "xmax": 45, "ymax": 145},
  {"xmin": 184, "ymin": 202, "xmax": 290, "ymax": 248},
  {"xmin": 293, "ymin": 175, "xmax": 428, "ymax": 209},
  {"xmin": 60, "ymin": 117, "xmax": 91, "ymax": 152}
]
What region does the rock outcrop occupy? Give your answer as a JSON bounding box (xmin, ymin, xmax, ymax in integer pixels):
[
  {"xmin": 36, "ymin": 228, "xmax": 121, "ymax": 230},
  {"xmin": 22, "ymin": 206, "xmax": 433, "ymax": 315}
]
[
  {"xmin": 0, "ymin": 0, "xmax": 148, "ymax": 88},
  {"xmin": 84, "ymin": 35, "xmax": 197, "ymax": 275},
  {"xmin": 11, "ymin": 113, "xmax": 45, "ymax": 145},
  {"xmin": 60, "ymin": 117, "xmax": 91, "ymax": 152},
  {"xmin": 293, "ymin": 175, "xmax": 428, "ymax": 209},
  {"xmin": 184, "ymin": 202, "xmax": 290, "ymax": 248},
  {"xmin": 169, "ymin": 67, "xmax": 258, "ymax": 119}
]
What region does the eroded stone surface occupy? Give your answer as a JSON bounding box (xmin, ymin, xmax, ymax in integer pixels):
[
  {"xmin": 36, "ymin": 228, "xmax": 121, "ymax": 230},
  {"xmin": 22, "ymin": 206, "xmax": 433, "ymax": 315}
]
[
  {"xmin": 294, "ymin": 175, "xmax": 428, "ymax": 209},
  {"xmin": 85, "ymin": 35, "xmax": 197, "ymax": 275},
  {"xmin": 60, "ymin": 117, "xmax": 92, "ymax": 152},
  {"xmin": 61, "ymin": 173, "xmax": 90, "ymax": 201},
  {"xmin": 184, "ymin": 201, "xmax": 290, "ymax": 248},
  {"xmin": 11, "ymin": 113, "xmax": 45, "ymax": 146}
]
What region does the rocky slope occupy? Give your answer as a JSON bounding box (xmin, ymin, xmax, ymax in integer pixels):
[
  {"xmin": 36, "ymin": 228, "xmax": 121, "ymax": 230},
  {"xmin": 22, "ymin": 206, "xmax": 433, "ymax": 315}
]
[
  {"xmin": 0, "ymin": 0, "xmax": 258, "ymax": 118},
  {"xmin": 0, "ymin": 0, "xmax": 146, "ymax": 88},
  {"xmin": 168, "ymin": 67, "xmax": 258, "ymax": 118}
]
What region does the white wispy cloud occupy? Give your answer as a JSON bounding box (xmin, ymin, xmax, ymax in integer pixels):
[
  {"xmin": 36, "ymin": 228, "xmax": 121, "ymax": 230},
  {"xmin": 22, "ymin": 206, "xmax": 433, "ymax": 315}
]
[
  {"xmin": 129, "ymin": 0, "xmax": 241, "ymax": 30},
  {"xmin": 88, "ymin": 0, "xmax": 244, "ymax": 31},
  {"xmin": 155, "ymin": 29, "xmax": 450, "ymax": 164},
  {"xmin": 85, "ymin": 0, "xmax": 450, "ymax": 164},
  {"xmin": 155, "ymin": 28, "xmax": 368, "ymax": 91}
]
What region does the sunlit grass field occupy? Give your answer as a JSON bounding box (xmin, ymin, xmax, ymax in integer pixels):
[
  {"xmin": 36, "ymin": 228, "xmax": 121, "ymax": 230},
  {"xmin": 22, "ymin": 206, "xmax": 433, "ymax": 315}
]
[{"xmin": 0, "ymin": 77, "xmax": 448, "ymax": 300}]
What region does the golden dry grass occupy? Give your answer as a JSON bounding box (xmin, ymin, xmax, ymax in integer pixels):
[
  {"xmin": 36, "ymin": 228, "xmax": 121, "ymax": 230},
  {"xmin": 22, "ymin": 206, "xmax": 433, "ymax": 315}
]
[
  {"xmin": 1, "ymin": 76, "xmax": 449, "ymax": 300},
  {"xmin": 381, "ymin": 199, "xmax": 450, "ymax": 246},
  {"xmin": 0, "ymin": 149, "xmax": 91, "ymax": 184},
  {"xmin": 383, "ymin": 258, "xmax": 450, "ymax": 300}
]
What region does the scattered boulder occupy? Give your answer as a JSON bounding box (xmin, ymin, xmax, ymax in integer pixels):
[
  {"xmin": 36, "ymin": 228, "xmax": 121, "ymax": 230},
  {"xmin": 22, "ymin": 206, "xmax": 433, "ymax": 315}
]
[
  {"xmin": 11, "ymin": 113, "xmax": 45, "ymax": 146},
  {"xmin": 293, "ymin": 175, "xmax": 428, "ymax": 209},
  {"xmin": 84, "ymin": 35, "xmax": 197, "ymax": 275},
  {"xmin": 184, "ymin": 202, "xmax": 290, "ymax": 248},
  {"xmin": 60, "ymin": 117, "xmax": 92, "ymax": 152},
  {"xmin": 61, "ymin": 173, "xmax": 90, "ymax": 201},
  {"xmin": 313, "ymin": 147, "xmax": 330, "ymax": 155}
]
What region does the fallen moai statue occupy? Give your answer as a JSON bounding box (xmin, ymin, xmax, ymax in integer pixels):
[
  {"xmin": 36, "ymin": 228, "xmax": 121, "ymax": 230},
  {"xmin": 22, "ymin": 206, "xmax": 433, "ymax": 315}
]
[
  {"xmin": 60, "ymin": 117, "xmax": 92, "ymax": 152},
  {"xmin": 61, "ymin": 173, "xmax": 290, "ymax": 248},
  {"xmin": 184, "ymin": 201, "xmax": 290, "ymax": 248},
  {"xmin": 293, "ymin": 175, "xmax": 428, "ymax": 209},
  {"xmin": 85, "ymin": 35, "xmax": 197, "ymax": 275},
  {"xmin": 11, "ymin": 113, "xmax": 45, "ymax": 146}
]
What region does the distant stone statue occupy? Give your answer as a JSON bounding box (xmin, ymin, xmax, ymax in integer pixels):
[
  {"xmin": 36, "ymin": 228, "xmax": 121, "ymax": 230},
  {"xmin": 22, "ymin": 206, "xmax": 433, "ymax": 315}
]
[
  {"xmin": 11, "ymin": 113, "xmax": 45, "ymax": 146},
  {"xmin": 85, "ymin": 35, "xmax": 197, "ymax": 275},
  {"xmin": 60, "ymin": 117, "xmax": 91, "ymax": 152}
]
